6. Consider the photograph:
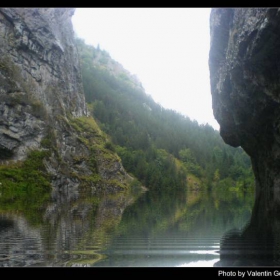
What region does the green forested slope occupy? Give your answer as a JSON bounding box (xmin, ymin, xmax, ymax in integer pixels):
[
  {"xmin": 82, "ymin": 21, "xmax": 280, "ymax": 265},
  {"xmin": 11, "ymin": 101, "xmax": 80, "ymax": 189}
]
[{"xmin": 76, "ymin": 38, "xmax": 254, "ymax": 192}]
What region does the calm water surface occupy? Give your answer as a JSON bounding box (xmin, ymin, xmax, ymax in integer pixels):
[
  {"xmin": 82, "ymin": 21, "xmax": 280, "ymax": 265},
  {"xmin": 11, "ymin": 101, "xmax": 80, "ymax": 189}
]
[{"xmin": 0, "ymin": 184, "xmax": 256, "ymax": 267}]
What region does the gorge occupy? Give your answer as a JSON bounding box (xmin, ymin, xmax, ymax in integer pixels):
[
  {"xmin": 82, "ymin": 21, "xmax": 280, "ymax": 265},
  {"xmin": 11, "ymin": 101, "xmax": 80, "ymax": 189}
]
[{"xmin": 0, "ymin": 7, "xmax": 270, "ymax": 267}]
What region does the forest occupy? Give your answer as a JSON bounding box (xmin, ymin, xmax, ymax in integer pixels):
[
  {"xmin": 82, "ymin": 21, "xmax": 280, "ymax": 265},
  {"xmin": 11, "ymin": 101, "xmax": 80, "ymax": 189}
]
[{"xmin": 75, "ymin": 38, "xmax": 254, "ymax": 194}]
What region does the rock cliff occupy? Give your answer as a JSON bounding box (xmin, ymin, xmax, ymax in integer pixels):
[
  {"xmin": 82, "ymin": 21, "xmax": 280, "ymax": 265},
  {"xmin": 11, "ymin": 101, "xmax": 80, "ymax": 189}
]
[
  {"xmin": 209, "ymin": 8, "xmax": 280, "ymax": 210},
  {"xmin": 0, "ymin": 8, "xmax": 132, "ymax": 192},
  {"xmin": 0, "ymin": 8, "xmax": 86, "ymax": 157}
]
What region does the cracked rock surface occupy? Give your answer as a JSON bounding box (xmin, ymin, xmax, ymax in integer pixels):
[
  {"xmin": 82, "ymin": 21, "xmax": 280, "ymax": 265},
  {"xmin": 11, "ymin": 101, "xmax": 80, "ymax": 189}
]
[
  {"xmin": 0, "ymin": 8, "xmax": 87, "ymax": 160},
  {"xmin": 0, "ymin": 8, "xmax": 131, "ymax": 193}
]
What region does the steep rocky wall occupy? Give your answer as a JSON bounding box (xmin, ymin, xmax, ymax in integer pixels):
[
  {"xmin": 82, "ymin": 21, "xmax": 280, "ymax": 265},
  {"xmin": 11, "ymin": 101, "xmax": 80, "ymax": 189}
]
[
  {"xmin": 0, "ymin": 8, "xmax": 132, "ymax": 192},
  {"xmin": 209, "ymin": 8, "xmax": 280, "ymax": 209},
  {"xmin": 0, "ymin": 8, "xmax": 87, "ymax": 160}
]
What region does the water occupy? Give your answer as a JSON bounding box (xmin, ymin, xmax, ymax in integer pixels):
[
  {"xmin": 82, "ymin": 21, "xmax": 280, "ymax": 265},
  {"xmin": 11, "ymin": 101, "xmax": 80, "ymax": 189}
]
[{"xmin": 0, "ymin": 185, "xmax": 256, "ymax": 267}]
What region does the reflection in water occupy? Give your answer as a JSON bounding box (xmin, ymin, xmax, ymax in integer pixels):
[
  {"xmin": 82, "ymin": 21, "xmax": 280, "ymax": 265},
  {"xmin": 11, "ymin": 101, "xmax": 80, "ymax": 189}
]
[
  {"xmin": 215, "ymin": 225, "xmax": 276, "ymax": 267},
  {"xmin": 0, "ymin": 213, "xmax": 45, "ymax": 266},
  {"xmin": 215, "ymin": 188, "xmax": 280, "ymax": 267},
  {"xmin": 0, "ymin": 182, "xmax": 256, "ymax": 267},
  {"xmin": 178, "ymin": 259, "xmax": 220, "ymax": 267},
  {"xmin": 91, "ymin": 186, "xmax": 253, "ymax": 267},
  {"xmin": 0, "ymin": 185, "xmax": 142, "ymax": 267}
]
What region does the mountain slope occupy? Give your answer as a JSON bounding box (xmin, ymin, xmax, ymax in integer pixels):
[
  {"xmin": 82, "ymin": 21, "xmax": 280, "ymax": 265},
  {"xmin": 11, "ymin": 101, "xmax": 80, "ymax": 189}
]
[{"xmin": 76, "ymin": 37, "xmax": 254, "ymax": 192}]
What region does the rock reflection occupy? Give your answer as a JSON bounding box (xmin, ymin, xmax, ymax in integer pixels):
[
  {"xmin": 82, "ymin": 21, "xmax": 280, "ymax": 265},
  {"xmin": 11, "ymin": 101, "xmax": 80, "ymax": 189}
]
[
  {"xmin": 0, "ymin": 213, "xmax": 44, "ymax": 266},
  {"xmin": 216, "ymin": 192, "xmax": 280, "ymax": 266},
  {"xmin": 0, "ymin": 185, "xmax": 143, "ymax": 267}
]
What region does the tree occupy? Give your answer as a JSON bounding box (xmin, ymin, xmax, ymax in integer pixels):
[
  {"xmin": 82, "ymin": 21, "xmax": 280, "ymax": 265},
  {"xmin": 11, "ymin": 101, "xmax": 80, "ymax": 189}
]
[{"xmin": 214, "ymin": 169, "xmax": 220, "ymax": 182}]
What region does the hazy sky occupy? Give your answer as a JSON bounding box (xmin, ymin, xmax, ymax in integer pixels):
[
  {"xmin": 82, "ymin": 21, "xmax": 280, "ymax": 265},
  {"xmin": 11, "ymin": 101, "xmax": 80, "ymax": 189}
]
[{"xmin": 71, "ymin": 8, "xmax": 219, "ymax": 130}]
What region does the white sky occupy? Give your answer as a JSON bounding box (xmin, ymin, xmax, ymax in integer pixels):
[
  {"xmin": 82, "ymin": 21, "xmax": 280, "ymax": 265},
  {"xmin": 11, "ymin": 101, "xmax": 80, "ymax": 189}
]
[{"xmin": 71, "ymin": 8, "xmax": 219, "ymax": 130}]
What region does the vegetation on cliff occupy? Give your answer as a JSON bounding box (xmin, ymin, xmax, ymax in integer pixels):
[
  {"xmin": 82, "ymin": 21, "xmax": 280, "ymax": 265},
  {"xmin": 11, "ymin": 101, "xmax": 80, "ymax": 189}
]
[{"xmin": 0, "ymin": 150, "xmax": 51, "ymax": 224}]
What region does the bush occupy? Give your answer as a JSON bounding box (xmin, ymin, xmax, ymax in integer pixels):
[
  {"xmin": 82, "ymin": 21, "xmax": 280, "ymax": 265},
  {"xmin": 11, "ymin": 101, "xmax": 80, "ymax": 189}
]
[{"xmin": 104, "ymin": 141, "xmax": 115, "ymax": 152}]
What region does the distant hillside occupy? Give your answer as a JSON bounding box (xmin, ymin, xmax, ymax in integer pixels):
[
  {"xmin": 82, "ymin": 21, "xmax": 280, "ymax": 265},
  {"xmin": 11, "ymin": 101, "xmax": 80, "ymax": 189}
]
[
  {"xmin": 76, "ymin": 37, "xmax": 255, "ymax": 193},
  {"xmin": 92, "ymin": 45, "xmax": 144, "ymax": 91}
]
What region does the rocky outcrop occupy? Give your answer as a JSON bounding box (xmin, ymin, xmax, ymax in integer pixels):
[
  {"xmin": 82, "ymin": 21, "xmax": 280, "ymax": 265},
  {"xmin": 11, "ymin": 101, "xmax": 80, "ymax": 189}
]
[
  {"xmin": 0, "ymin": 8, "xmax": 86, "ymax": 159},
  {"xmin": 209, "ymin": 8, "xmax": 280, "ymax": 210},
  {"xmin": 0, "ymin": 8, "xmax": 132, "ymax": 192}
]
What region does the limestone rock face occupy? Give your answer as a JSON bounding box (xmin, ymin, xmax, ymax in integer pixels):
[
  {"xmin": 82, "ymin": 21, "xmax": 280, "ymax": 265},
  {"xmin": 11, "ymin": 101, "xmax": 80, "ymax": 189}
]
[
  {"xmin": 0, "ymin": 8, "xmax": 131, "ymax": 192},
  {"xmin": 209, "ymin": 8, "xmax": 280, "ymax": 208},
  {"xmin": 0, "ymin": 8, "xmax": 87, "ymax": 160}
]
